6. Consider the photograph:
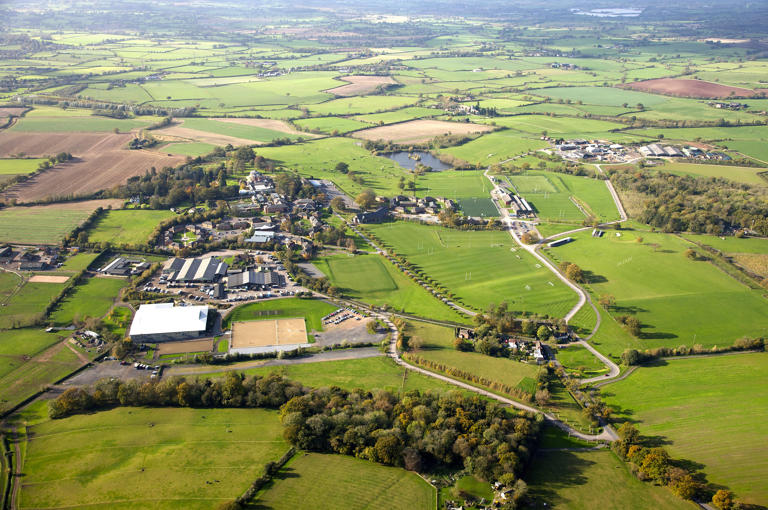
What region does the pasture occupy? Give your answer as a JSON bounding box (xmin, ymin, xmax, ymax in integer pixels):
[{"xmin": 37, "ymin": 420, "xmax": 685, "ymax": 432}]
[
  {"xmin": 314, "ymin": 253, "xmax": 467, "ymax": 323},
  {"xmin": 0, "ymin": 158, "xmax": 47, "ymax": 175},
  {"xmin": 292, "ymin": 116, "xmax": 370, "ymax": 134},
  {"xmin": 651, "ymin": 161, "xmax": 767, "ymax": 186},
  {"xmin": 0, "ymin": 280, "xmax": 66, "ymax": 329},
  {"xmin": 438, "ymin": 130, "xmax": 549, "ymax": 165},
  {"xmin": 525, "ymin": 449, "xmax": 694, "ymax": 510},
  {"xmin": 306, "ymin": 95, "xmax": 416, "ymax": 115},
  {"xmin": 0, "ymin": 328, "xmax": 66, "ymax": 379},
  {"xmin": 352, "ymin": 119, "xmax": 493, "ymax": 144},
  {"xmin": 49, "ymin": 276, "xmax": 125, "ymax": 325},
  {"xmin": 255, "ymin": 453, "xmax": 435, "ymax": 510},
  {"xmin": 86, "ymin": 209, "xmax": 175, "ymax": 245},
  {"xmin": 365, "ymin": 222, "xmax": 578, "ymax": 316},
  {"xmin": 545, "ymin": 230, "xmax": 768, "ymax": 351},
  {"xmin": 162, "ymin": 142, "xmax": 217, "ymax": 156},
  {"xmin": 19, "ymin": 407, "xmax": 290, "ymax": 510},
  {"xmin": 224, "ymin": 298, "xmax": 337, "ymax": 331},
  {"xmin": 555, "ymin": 344, "xmax": 608, "ymax": 378},
  {"xmin": 603, "ymin": 353, "xmax": 768, "ymax": 505}
]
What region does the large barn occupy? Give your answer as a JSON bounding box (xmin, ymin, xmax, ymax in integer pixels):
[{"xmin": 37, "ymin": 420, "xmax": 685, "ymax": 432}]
[
  {"xmin": 163, "ymin": 256, "xmax": 228, "ymax": 282},
  {"xmin": 128, "ymin": 303, "xmax": 211, "ymax": 343}
]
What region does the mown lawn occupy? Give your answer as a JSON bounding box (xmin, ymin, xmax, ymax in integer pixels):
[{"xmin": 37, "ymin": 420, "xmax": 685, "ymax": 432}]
[
  {"xmin": 254, "ymin": 453, "xmax": 435, "ymax": 510},
  {"xmin": 525, "ymin": 449, "xmax": 695, "ymax": 510},
  {"xmin": 49, "ymin": 276, "xmax": 126, "ymax": 325},
  {"xmin": 87, "ymin": 209, "xmax": 175, "ymax": 245},
  {"xmin": 224, "ymin": 297, "xmax": 338, "ymax": 331},
  {"xmin": 365, "ymin": 221, "xmax": 578, "ymax": 317},
  {"xmin": 314, "ymin": 253, "xmax": 468, "ymax": 323},
  {"xmin": 20, "ymin": 407, "xmax": 290, "ymax": 510},
  {"xmin": 602, "ymin": 353, "xmax": 768, "ymax": 506}
]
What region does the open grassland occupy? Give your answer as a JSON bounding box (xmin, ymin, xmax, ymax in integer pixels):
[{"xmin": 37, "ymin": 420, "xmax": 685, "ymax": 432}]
[
  {"xmin": 50, "ymin": 276, "xmax": 125, "ymax": 325},
  {"xmin": 19, "ymin": 407, "xmax": 290, "ymax": 510},
  {"xmin": 0, "ymin": 340, "xmax": 83, "ymax": 414},
  {"xmin": 0, "ymin": 280, "xmax": 66, "ymax": 329},
  {"xmin": 352, "ymin": 107, "xmax": 438, "ymax": 125},
  {"xmin": 651, "ymin": 161, "xmax": 767, "ymax": 186},
  {"xmin": 201, "ymin": 356, "xmax": 455, "ymax": 395},
  {"xmin": 9, "ymin": 114, "xmax": 154, "ymax": 132},
  {"xmin": 314, "ymin": 253, "xmax": 468, "ymax": 323},
  {"xmin": 439, "ymin": 131, "xmax": 548, "ymax": 165},
  {"xmin": 87, "ymin": 209, "xmax": 175, "ymax": 245},
  {"xmin": 555, "ymin": 344, "xmax": 608, "ymax": 378},
  {"xmin": 603, "ymin": 353, "xmax": 768, "ymax": 505},
  {"xmin": 352, "ymin": 119, "xmax": 493, "ymax": 144},
  {"xmin": 0, "ymin": 328, "xmax": 66, "ymax": 379},
  {"xmin": 0, "ymin": 158, "xmax": 47, "ymax": 174},
  {"xmin": 682, "ymin": 234, "xmax": 768, "ymax": 255},
  {"xmin": 525, "ymin": 449, "xmax": 695, "ymax": 510},
  {"xmin": 254, "ymin": 453, "xmax": 435, "ymax": 510},
  {"xmin": 58, "ymin": 252, "xmax": 100, "ymax": 272},
  {"xmin": 256, "ymin": 137, "xmax": 408, "ymax": 197},
  {"xmin": 162, "ymin": 142, "xmax": 217, "ymax": 156},
  {"xmin": 366, "ymin": 222, "xmax": 578, "ymax": 316},
  {"xmin": 545, "ymin": 230, "xmax": 768, "ymax": 351},
  {"xmin": 0, "ymin": 200, "xmax": 121, "ymax": 244},
  {"xmin": 293, "ymin": 116, "xmax": 370, "ymax": 134},
  {"xmin": 306, "ymin": 95, "xmax": 416, "ymax": 115},
  {"xmin": 224, "ymin": 297, "xmax": 337, "ymax": 331}
]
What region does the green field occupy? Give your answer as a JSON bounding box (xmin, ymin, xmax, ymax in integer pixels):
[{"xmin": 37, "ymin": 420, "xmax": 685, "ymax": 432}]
[
  {"xmin": 293, "ymin": 116, "xmax": 370, "ymax": 134},
  {"xmin": 0, "ymin": 206, "xmax": 94, "ymax": 244},
  {"xmin": 87, "ymin": 209, "xmax": 175, "ymax": 245},
  {"xmin": 162, "ymin": 142, "xmax": 217, "ymax": 156},
  {"xmin": 554, "ymin": 344, "xmax": 608, "ymax": 378},
  {"xmin": 224, "ymin": 297, "xmax": 338, "ymax": 331},
  {"xmin": 365, "ymin": 222, "xmax": 578, "ymax": 316},
  {"xmin": 0, "ymin": 328, "xmax": 66, "ymax": 378},
  {"xmin": 0, "ymin": 158, "xmax": 47, "ymax": 174},
  {"xmin": 49, "ymin": 276, "xmax": 125, "ymax": 325},
  {"xmin": 306, "ymin": 95, "xmax": 416, "ymax": 115},
  {"xmin": 414, "ymin": 170, "xmax": 490, "ymax": 199},
  {"xmin": 19, "ymin": 406, "xmax": 290, "ymax": 510},
  {"xmin": 545, "ymin": 230, "xmax": 768, "ymax": 353},
  {"xmin": 255, "ymin": 453, "xmax": 435, "ymax": 510},
  {"xmin": 652, "ymin": 161, "xmax": 767, "ymax": 186},
  {"xmin": 10, "ymin": 114, "xmax": 154, "ymax": 132},
  {"xmin": 603, "ymin": 353, "xmax": 768, "ymax": 505},
  {"xmin": 0, "ymin": 280, "xmax": 66, "ymax": 329},
  {"xmin": 314, "ymin": 253, "xmax": 467, "ymax": 322},
  {"xmin": 439, "ymin": 130, "xmax": 549, "ymax": 165},
  {"xmin": 456, "ymin": 197, "xmax": 498, "ymax": 217},
  {"xmin": 180, "ymin": 117, "xmax": 302, "ymax": 142},
  {"xmin": 525, "ymin": 449, "xmax": 695, "ymax": 510}
]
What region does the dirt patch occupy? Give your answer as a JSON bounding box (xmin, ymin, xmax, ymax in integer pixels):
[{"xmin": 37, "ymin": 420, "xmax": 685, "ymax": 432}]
[
  {"xmin": 621, "ymin": 78, "xmax": 764, "ymax": 99},
  {"xmin": 731, "ymin": 253, "xmax": 768, "ymax": 278},
  {"xmin": 0, "ymin": 108, "xmax": 28, "ymax": 118},
  {"xmin": 28, "ymin": 275, "xmax": 70, "ymax": 283},
  {"xmin": 156, "ymin": 338, "xmax": 214, "ymax": 355},
  {"xmin": 314, "ymin": 319, "xmax": 386, "ymax": 347},
  {"xmin": 0, "ymin": 132, "xmax": 185, "ymax": 203},
  {"xmin": 327, "ymin": 76, "xmax": 398, "ymax": 96},
  {"xmin": 232, "ymin": 318, "xmax": 308, "ymax": 348},
  {"xmin": 353, "ymin": 119, "xmax": 493, "ymax": 144},
  {"xmin": 213, "ymin": 117, "xmax": 319, "ymax": 137}
]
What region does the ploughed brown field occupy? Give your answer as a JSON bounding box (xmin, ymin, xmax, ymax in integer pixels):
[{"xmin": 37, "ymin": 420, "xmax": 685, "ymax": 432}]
[
  {"xmin": 0, "ymin": 108, "xmax": 28, "ymax": 117},
  {"xmin": 352, "ymin": 119, "xmax": 493, "ymax": 144},
  {"xmin": 621, "ymin": 78, "xmax": 765, "ymax": 98},
  {"xmin": 326, "ymin": 75, "xmax": 398, "ymax": 96},
  {"xmin": 0, "ymin": 132, "xmax": 185, "ymax": 203}
]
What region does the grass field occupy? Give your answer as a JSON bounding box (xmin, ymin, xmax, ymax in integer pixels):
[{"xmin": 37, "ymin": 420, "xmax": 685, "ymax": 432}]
[
  {"xmin": 255, "ymin": 453, "xmax": 435, "ymax": 510},
  {"xmin": 602, "ymin": 353, "xmax": 768, "ymax": 505},
  {"xmin": 545, "ymin": 230, "xmax": 768, "ymax": 352},
  {"xmin": 555, "ymin": 344, "xmax": 609, "ymax": 378},
  {"xmin": 10, "ymin": 114, "xmax": 153, "ymax": 133},
  {"xmin": 292, "ymin": 116, "xmax": 370, "ymax": 134},
  {"xmin": 439, "ymin": 131, "xmax": 548, "ymax": 165},
  {"xmin": 0, "ymin": 328, "xmax": 66, "ymax": 378},
  {"xmin": 87, "ymin": 209, "xmax": 175, "ymax": 245},
  {"xmin": 180, "ymin": 117, "xmax": 302, "ymax": 143},
  {"xmin": 0, "ymin": 206, "xmax": 94, "ymax": 244},
  {"xmin": 49, "ymin": 276, "xmax": 125, "ymax": 325},
  {"xmin": 18, "ymin": 406, "xmax": 290, "ymax": 510},
  {"xmin": 652, "ymin": 161, "xmax": 767, "ymax": 186},
  {"xmin": 224, "ymin": 298, "xmax": 337, "ymax": 331},
  {"xmin": 314, "ymin": 253, "xmax": 467, "ymax": 323},
  {"xmin": 414, "ymin": 170, "xmax": 490, "ymax": 199},
  {"xmin": 162, "ymin": 142, "xmax": 217, "ymax": 156},
  {"xmin": 525, "ymin": 449, "xmax": 695, "ymax": 510},
  {"xmin": 0, "ymin": 158, "xmax": 47, "ymax": 174},
  {"xmin": 306, "ymin": 95, "xmax": 416, "ymax": 115},
  {"xmin": 365, "ymin": 222, "xmax": 578, "ymax": 316},
  {"xmin": 457, "ymin": 197, "xmax": 498, "ymax": 217},
  {"xmin": 0, "ymin": 280, "xmax": 66, "ymax": 329}
]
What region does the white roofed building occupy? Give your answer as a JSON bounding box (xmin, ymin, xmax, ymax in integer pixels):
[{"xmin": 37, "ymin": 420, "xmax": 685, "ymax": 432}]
[{"xmin": 128, "ymin": 303, "xmax": 210, "ymax": 343}]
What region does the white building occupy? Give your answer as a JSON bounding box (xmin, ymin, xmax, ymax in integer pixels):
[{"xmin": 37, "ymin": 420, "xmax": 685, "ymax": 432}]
[{"xmin": 128, "ymin": 303, "xmax": 210, "ymax": 343}]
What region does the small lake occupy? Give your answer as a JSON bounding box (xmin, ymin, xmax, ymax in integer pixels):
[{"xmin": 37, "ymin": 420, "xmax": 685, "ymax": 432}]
[{"xmin": 383, "ymin": 151, "xmax": 453, "ymax": 172}]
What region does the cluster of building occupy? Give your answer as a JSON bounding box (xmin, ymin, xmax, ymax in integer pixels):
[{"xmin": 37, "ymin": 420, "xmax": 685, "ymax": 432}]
[
  {"xmin": 637, "ymin": 143, "xmax": 684, "ymax": 157},
  {"xmin": 0, "ymin": 245, "xmax": 61, "ymax": 271},
  {"xmin": 553, "ymin": 138, "xmax": 630, "ymax": 162},
  {"xmin": 494, "ymin": 188, "xmax": 534, "ymax": 218},
  {"xmin": 100, "ymin": 257, "xmax": 151, "ymax": 276},
  {"xmin": 550, "ymin": 62, "xmax": 579, "ymax": 70},
  {"xmin": 159, "ymin": 217, "xmax": 257, "ymax": 251},
  {"xmin": 708, "ymin": 101, "xmax": 748, "ymax": 110},
  {"xmin": 163, "ymin": 256, "xmax": 229, "ymax": 283},
  {"xmin": 227, "ymin": 266, "xmax": 281, "ymax": 290},
  {"xmin": 638, "ymin": 143, "xmax": 732, "ymax": 161}
]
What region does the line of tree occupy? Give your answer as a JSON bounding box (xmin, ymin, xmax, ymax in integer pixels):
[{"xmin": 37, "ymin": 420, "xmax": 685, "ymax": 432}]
[{"xmin": 620, "ymin": 337, "xmax": 765, "ymax": 366}]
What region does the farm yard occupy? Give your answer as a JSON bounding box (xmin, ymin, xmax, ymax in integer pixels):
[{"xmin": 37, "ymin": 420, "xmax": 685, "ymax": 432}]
[
  {"xmin": 603, "ymin": 353, "xmax": 768, "ymax": 506},
  {"xmin": 365, "ymin": 221, "xmax": 578, "ymax": 316}
]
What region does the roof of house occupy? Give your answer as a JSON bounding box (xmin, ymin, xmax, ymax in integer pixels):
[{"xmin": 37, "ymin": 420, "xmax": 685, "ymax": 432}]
[{"xmin": 128, "ymin": 303, "xmax": 208, "ymax": 337}]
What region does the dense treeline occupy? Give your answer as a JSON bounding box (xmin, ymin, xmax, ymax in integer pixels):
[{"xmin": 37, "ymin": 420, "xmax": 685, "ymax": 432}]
[
  {"xmin": 609, "ymin": 168, "xmax": 768, "ymax": 235},
  {"xmin": 279, "ymin": 387, "xmax": 541, "ymax": 485},
  {"xmin": 621, "ymin": 337, "xmax": 765, "ymax": 366}
]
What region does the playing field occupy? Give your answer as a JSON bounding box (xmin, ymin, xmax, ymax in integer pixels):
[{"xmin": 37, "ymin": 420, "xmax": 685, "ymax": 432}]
[
  {"xmin": 457, "ymin": 197, "xmax": 498, "ymax": 217},
  {"xmin": 314, "ymin": 253, "xmax": 467, "ymax": 322},
  {"xmin": 255, "ymin": 453, "xmax": 436, "ymax": 510},
  {"xmin": 232, "ymin": 318, "xmax": 308, "ymax": 348},
  {"xmin": 86, "ymin": 209, "xmax": 175, "ymax": 245},
  {"xmin": 546, "ymin": 230, "xmax": 768, "ymax": 351},
  {"xmin": 19, "ymin": 406, "xmax": 290, "ymax": 510},
  {"xmin": 365, "ymin": 222, "xmax": 578, "ymax": 316},
  {"xmin": 603, "ymin": 353, "xmax": 768, "ymax": 505},
  {"xmin": 224, "ymin": 298, "xmax": 337, "ymax": 331},
  {"xmin": 525, "ymin": 449, "xmax": 694, "ymax": 510}
]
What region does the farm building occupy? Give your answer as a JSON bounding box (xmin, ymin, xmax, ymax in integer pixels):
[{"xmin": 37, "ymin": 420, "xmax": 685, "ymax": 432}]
[
  {"xmin": 163, "ymin": 256, "xmax": 228, "ymax": 282},
  {"xmin": 128, "ymin": 303, "xmax": 211, "ymax": 343},
  {"xmin": 352, "ymin": 206, "xmax": 389, "ymax": 224},
  {"xmin": 100, "ymin": 257, "xmax": 151, "ymax": 276},
  {"xmin": 227, "ymin": 268, "xmax": 281, "ymax": 289},
  {"xmin": 547, "ymin": 237, "xmax": 573, "ymax": 248},
  {"xmin": 245, "ymin": 231, "xmax": 277, "ymax": 244}
]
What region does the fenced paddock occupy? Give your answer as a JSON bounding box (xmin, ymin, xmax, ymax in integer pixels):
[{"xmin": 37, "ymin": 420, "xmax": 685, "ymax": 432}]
[{"xmin": 230, "ymin": 318, "xmax": 309, "ymax": 354}]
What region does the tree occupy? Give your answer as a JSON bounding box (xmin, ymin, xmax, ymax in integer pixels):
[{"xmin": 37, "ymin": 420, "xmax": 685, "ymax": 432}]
[
  {"xmin": 454, "ymin": 337, "xmax": 474, "ymax": 352},
  {"xmin": 520, "ymin": 232, "xmax": 538, "ymax": 244},
  {"xmin": 712, "ymin": 489, "xmax": 735, "ymax": 510},
  {"xmin": 684, "ymin": 248, "xmax": 696, "ymax": 259},
  {"xmin": 640, "ymin": 448, "xmax": 670, "ymax": 482},
  {"xmin": 598, "ymin": 294, "xmax": 615, "ymax": 309},
  {"xmin": 621, "ymin": 349, "xmax": 641, "ymax": 366},
  {"xmin": 330, "ymin": 196, "xmax": 346, "ymax": 212},
  {"xmin": 534, "ymin": 388, "xmax": 550, "ymax": 405},
  {"xmin": 373, "ymin": 435, "xmax": 403, "ymax": 466},
  {"xmin": 565, "ymin": 263, "xmax": 584, "ymax": 283},
  {"xmin": 536, "ymin": 325, "xmax": 550, "ymax": 341},
  {"xmin": 334, "ymin": 162, "xmax": 349, "ymax": 174},
  {"xmin": 355, "ymin": 189, "xmax": 376, "ymax": 210}
]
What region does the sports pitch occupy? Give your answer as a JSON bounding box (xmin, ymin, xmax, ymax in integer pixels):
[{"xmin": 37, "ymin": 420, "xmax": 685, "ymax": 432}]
[{"xmin": 231, "ymin": 318, "xmax": 308, "ymax": 349}]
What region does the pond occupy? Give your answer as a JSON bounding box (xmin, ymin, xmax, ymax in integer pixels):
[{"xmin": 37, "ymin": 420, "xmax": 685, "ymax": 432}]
[{"xmin": 382, "ymin": 151, "xmax": 453, "ymax": 172}]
